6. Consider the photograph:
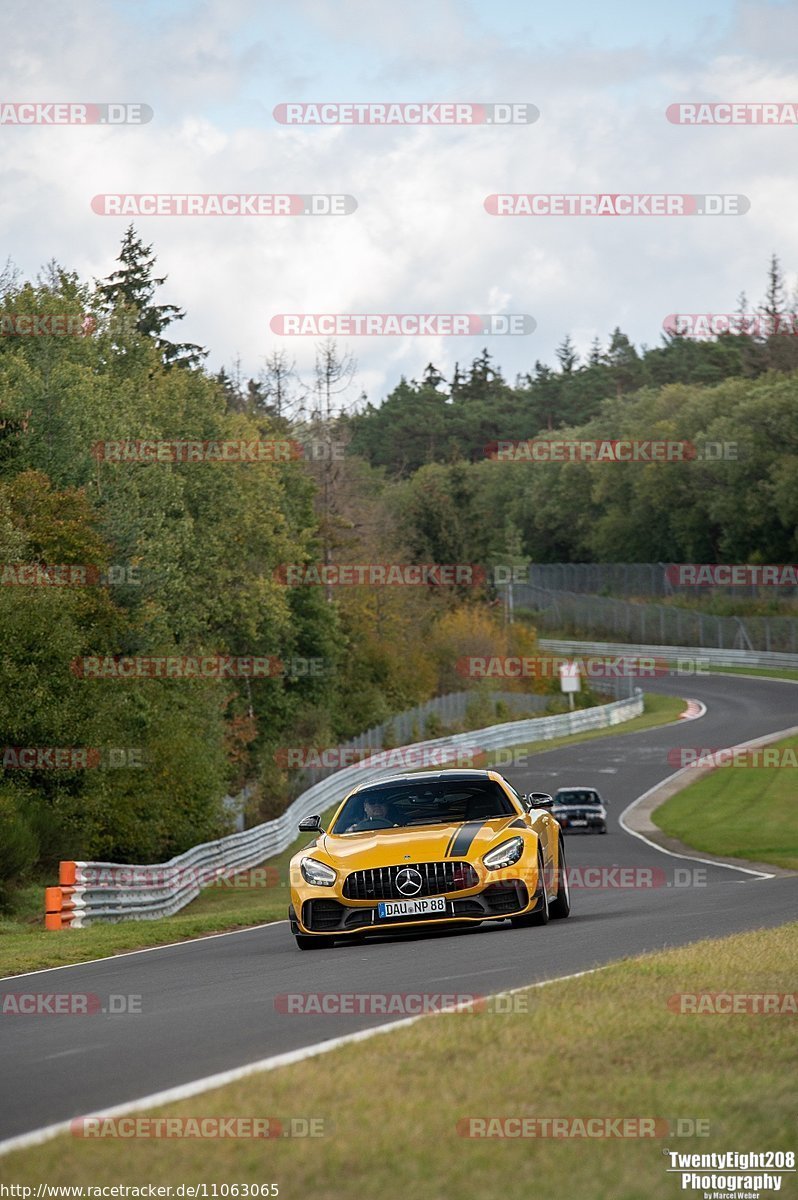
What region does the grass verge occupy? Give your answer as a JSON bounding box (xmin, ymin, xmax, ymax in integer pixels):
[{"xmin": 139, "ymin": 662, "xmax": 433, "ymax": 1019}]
[
  {"xmin": 0, "ymin": 692, "xmax": 683, "ymax": 978},
  {"xmin": 707, "ymin": 665, "xmax": 798, "ymax": 682},
  {"xmin": 481, "ymin": 691, "xmax": 683, "ymax": 766},
  {"xmin": 653, "ymin": 734, "xmax": 798, "ymax": 870},
  {"xmin": 1, "ymin": 922, "xmax": 795, "ymax": 1199},
  {"xmin": 523, "ymin": 624, "xmax": 798, "ymax": 682}
]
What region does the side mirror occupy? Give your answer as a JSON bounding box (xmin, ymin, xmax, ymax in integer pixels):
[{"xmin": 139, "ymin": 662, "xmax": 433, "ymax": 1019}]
[
  {"xmin": 526, "ymin": 792, "xmax": 554, "ymax": 809},
  {"xmin": 298, "ymin": 814, "xmax": 321, "ymax": 832}
]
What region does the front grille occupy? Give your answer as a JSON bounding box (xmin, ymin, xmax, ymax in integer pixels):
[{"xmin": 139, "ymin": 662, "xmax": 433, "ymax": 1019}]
[{"xmin": 342, "ymin": 861, "xmax": 478, "ymax": 901}]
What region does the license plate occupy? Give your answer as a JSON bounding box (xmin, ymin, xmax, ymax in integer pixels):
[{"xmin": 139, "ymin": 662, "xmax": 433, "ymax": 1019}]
[
  {"xmin": 377, "ymin": 896, "xmax": 447, "ymax": 919},
  {"xmin": 570, "ymin": 819, "xmax": 588, "ymax": 826}
]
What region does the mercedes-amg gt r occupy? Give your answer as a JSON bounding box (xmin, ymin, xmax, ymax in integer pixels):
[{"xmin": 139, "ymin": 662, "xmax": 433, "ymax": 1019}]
[{"xmin": 288, "ymin": 769, "xmax": 570, "ymax": 949}]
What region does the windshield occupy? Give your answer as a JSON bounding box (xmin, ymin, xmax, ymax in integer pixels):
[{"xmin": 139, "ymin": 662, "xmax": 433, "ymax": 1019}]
[
  {"xmin": 330, "ymin": 779, "xmax": 516, "ymax": 834},
  {"xmin": 554, "ymin": 790, "xmax": 601, "ymax": 806}
]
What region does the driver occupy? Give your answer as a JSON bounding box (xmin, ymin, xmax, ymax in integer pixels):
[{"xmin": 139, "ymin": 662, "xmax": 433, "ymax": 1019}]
[{"xmin": 344, "ymin": 795, "xmax": 400, "ymax": 831}]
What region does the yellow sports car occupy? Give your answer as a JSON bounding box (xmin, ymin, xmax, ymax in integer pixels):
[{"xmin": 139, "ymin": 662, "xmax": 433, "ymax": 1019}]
[{"xmin": 288, "ymin": 769, "xmax": 570, "ymax": 949}]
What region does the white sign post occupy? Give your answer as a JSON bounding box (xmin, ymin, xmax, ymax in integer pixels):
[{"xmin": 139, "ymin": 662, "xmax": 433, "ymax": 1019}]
[{"xmin": 559, "ymin": 660, "xmax": 581, "ymax": 711}]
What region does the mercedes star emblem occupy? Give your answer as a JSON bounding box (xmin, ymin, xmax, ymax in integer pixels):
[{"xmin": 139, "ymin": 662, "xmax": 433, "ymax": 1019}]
[{"xmin": 395, "ymin": 868, "xmax": 423, "ymax": 896}]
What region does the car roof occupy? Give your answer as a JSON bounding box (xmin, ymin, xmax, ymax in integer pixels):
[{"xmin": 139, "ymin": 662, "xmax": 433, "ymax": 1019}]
[{"xmin": 349, "ymin": 768, "xmax": 498, "ymax": 794}]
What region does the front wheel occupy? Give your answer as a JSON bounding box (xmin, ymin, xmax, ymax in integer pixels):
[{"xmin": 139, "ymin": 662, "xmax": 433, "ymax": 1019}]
[{"xmin": 548, "ymin": 836, "xmax": 571, "ymax": 919}]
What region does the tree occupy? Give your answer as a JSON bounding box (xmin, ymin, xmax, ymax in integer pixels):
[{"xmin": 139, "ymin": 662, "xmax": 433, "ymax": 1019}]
[
  {"xmin": 602, "ymin": 327, "xmax": 642, "ymax": 398},
  {"xmin": 556, "ymin": 334, "xmax": 579, "ymax": 374},
  {"xmin": 525, "ymin": 360, "xmax": 561, "ymax": 430},
  {"xmin": 761, "ymin": 253, "xmax": 786, "ymax": 331},
  {"xmin": 96, "ymin": 225, "xmax": 206, "ymax": 369},
  {"xmin": 757, "ymin": 253, "xmax": 798, "ymax": 372},
  {"xmin": 309, "ymin": 341, "xmax": 358, "ymax": 600},
  {"xmin": 259, "ymin": 349, "xmax": 308, "ymax": 421}
]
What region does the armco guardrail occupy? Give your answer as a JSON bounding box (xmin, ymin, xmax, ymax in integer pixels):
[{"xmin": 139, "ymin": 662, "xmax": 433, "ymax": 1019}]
[
  {"xmin": 539, "ymin": 638, "xmax": 798, "ymax": 671},
  {"xmin": 515, "ymin": 582, "xmax": 798, "ymax": 654},
  {"xmin": 44, "ymin": 691, "xmax": 642, "ymax": 928}
]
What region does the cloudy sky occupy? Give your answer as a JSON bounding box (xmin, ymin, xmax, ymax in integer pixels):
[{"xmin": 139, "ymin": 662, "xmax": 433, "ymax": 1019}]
[{"xmin": 2, "ymin": 0, "xmax": 797, "ymax": 407}]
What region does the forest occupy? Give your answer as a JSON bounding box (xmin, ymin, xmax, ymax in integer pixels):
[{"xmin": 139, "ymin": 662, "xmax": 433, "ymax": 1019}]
[{"xmin": 1, "ymin": 228, "xmax": 795, "ymax": 897}]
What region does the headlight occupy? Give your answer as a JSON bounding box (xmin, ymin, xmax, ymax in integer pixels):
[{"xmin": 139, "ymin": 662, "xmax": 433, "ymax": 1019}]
[
  {"xmin": 300, "ymin": 857, "xmax": 337, "ymax": 886},
  {"xmin": 483, "ymin": 837, "xmax": 524, "ymax": 870}
]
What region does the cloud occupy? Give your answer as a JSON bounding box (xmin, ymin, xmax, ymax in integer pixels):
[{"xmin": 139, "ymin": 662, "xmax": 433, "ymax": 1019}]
[{"xmin": 0, "ymin": 0, "xmax": 795, "ymax": 403}]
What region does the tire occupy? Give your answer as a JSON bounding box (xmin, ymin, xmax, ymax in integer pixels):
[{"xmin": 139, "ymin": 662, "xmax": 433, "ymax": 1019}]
[
  {"xmin": 548, "ymin": 835, "xmax": 571, "ymax": 920},
  {"xmin": 599, "ymin": 824, "xmax": 608, "ymax": 834},
  {"xmin": 295, "ymin": 934, "xmax": 327, "ymax": 950},
  {"xmin": 511, "ymin": 848, "xmax": 550, "ymax": 927}
]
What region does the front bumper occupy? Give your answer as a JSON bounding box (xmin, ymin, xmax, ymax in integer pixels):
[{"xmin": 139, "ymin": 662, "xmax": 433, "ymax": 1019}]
[
  {"xmin": 291, "ymin": 880, "xmax": 533, "ymax": 937},
  {"xmin": 556, "ymin": 814, "xmax": 606, "ymax": 831}
]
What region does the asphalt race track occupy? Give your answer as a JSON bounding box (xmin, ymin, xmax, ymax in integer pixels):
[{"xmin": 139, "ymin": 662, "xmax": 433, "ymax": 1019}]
[{"xmin": 1, "ymin": 673, "xmax": 796, "ymax": 1144}]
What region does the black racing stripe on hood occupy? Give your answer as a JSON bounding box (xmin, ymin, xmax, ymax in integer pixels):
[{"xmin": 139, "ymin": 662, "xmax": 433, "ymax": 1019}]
[{"xmin": 448, "ymin": 820, "xmax": 487, "ymax": 857}]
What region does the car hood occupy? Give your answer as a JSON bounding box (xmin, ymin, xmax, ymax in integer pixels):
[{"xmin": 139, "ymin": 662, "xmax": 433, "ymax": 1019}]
[{"xmin": 318, "ymin": 815, "xmax": 525, "ymax": 866}]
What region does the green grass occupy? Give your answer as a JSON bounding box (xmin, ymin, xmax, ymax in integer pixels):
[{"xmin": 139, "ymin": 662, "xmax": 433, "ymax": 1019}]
[
  {"xmin": 707, "ymin": 665, "xmax": 798, "ymax": 682},
  {"xmin": 481, "ymin": 691, "xmax": 684, "ymax": 765},
  {"xmin": 2, "ymin": 922, "xmax": 795, "ymax": 1200},
  {"xmin": 653, "ymin": 734, "xmax": 798, "ymax": 869},
  {"xmin": 0, "ymin": 692, "xmax": 683, "ymax": 978},
  {"xmin": 521, "ymin": 622, "xmax": 798, "ymax": 682}
]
